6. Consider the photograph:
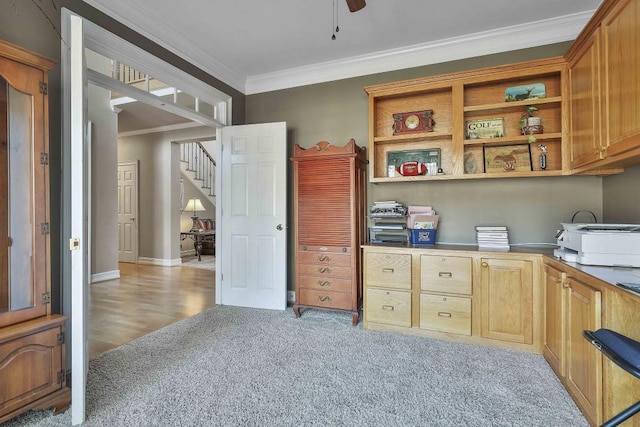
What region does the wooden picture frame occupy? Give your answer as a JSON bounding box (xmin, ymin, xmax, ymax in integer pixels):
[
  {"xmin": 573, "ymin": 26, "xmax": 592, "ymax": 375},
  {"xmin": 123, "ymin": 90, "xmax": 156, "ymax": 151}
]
[{"xmin": 483, "ymin": 144, "xmax": 532, "ymax": 173}]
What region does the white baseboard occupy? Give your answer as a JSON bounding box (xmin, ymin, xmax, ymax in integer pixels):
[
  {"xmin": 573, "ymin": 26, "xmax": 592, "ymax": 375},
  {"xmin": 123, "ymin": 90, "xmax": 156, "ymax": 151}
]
[
  {"xmin": 180, "ymin": 249, "xmax": 196, "ymax": 256},
  {"xmin": 138, "ymin": 257, "xmax": 182, "ymax": 267},
  {"xmin": 91, "ymin": 270, "xmax": 120, "ymax": 283}
]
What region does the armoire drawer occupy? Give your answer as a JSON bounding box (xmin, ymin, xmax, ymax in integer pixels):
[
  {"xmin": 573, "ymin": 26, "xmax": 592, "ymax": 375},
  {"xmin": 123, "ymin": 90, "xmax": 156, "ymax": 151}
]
[
  {"xmin": 298, "ymin": 275, "xmax": 352, "ymax": 293},
  {"xmin": 297, "ymin": 251, "xmax": 351, "ymax": 266},
  {"xmin": 419, "ymin": 294, "xmax": 471, "ymax": 336},
  {"xmin": 365, "ymin": 252, "xmax": 412, "ymax": 290},
  {"xmin": 298, "ymin": 289, "xmax": 352, "ymax": 310},
  {"xmin": 298, "ymin": 263, "xmax": 352, "ymax": 279},
  {"xmin": 0, "ymin": 324, "xmax": 63, "ymax": 417},
  {"xmin": 420, "ymin": 255, "xmax": 472, "ymax": 295},
  {"xmin": 365, "ymin": 288, "xmax": 412, "ymax": 327}
]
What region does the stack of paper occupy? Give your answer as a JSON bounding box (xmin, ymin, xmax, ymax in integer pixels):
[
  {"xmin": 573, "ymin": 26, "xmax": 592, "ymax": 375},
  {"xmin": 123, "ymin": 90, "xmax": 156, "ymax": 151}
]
[
  {"xmin": 476, "ymin": 226, "xmax": 509, "ymax": 250},
  {"xmin": 370, "ymin": 201, "xmax": 407, "ymax": 218}
]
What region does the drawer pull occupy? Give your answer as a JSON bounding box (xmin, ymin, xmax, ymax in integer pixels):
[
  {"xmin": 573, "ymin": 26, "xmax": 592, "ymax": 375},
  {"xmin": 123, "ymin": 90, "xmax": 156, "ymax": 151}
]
[
  {"xmin": 317, "ymin": 280, "xmax": 332, "ymax": 287},
  {"xmin": 382, "ymin": 305, "xmax": 395, "ymax": 311},
  {"xmin": 318, "ymin": 255, "xmax": 330, "ymax": 262},
  {"xmin": 382, "ymin": 268, "xmax": 394, "ymax": 273},
  {"xmin": 318, "ymin": 267, "xmax": 331, "ymax": 274},
  {"xmin": 318, "ymin": 296, "xmax": 332, "ymax": 302},
  {"xmin": 438, "ymin": 312, "xmax": 452, "ymax": 318},
  {"xmin": 438, "ymin": 272, "xmax": 453, "ymax": 278}
]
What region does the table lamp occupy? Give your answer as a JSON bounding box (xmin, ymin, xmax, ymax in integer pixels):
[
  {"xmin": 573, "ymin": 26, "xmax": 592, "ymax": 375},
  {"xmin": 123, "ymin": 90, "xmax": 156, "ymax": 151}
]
[{"xmin": 184, "ymin": 198, "xmax": 206, "ymax": 231}]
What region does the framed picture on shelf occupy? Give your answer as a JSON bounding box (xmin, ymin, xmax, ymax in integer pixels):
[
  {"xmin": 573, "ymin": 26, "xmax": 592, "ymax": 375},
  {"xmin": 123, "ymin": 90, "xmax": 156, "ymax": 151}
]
[
  {"xmin": 387, "ymin": 148, "xmax": 441, "ymax": 176},
  {"xmin": 466, "ymin": 118, "xmax": 505, "ymax": 139},
  {"xmin": 504, "ymin": 83, "xmax": 546, "ymax": 102},
  {"xmin": 483, "ymin": 144, "xmax": 532, "ymax": 173}
]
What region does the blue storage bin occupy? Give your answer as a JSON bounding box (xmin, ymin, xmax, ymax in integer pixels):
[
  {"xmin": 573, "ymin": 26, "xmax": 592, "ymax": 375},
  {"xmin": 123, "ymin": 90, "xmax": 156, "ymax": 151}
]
[{"xmin": 409, "ymin": 228, "xmax": 437, "ymax": 245}]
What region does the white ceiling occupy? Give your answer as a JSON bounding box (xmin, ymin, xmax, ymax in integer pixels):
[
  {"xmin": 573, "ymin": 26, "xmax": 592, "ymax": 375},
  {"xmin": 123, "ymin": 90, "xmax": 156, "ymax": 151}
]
[{"xmin": 83, "ymin": 0, "xmax": 602, "ymax": 95}]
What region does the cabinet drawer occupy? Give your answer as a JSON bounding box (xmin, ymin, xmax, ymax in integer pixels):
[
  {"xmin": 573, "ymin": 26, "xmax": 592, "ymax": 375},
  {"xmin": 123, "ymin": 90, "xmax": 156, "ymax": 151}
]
[
  {"xmin": 421, "ymin": 255, "xmax": 472, "ymax": 295},
  {"xmin": 298, "ymin": 263, "xmax": 352, "ymax": 279},
  {"xmin": 298, "ymin": 251, "xmax": 351, "ymax": 266},
  {"xmin": 365, "ymin": 253, "xmax": 412, "ymax": 290},
  {"xmin": 0, "ymin": 326, "xmax": 63, "ymax": 416},
  {"xmin": 299, "ymin": 275, "xmax": 351, "ymax": 293},
  {"xmin": 365, "ymin": 288, "xmax": 412, "ymax": 327},
  {"xmin": 419, "ymin": 294, "xmax": 471, "ymax": 336},
  {"xmin": 298, "ymin": 289, "xmax": 352, "ymax": 310}
]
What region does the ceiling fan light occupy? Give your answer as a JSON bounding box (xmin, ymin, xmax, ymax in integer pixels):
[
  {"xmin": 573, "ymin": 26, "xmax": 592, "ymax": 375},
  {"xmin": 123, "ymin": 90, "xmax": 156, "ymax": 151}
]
[{"xmin": 346, "ymin": 0, "xmax": 366, "ymax": 13}]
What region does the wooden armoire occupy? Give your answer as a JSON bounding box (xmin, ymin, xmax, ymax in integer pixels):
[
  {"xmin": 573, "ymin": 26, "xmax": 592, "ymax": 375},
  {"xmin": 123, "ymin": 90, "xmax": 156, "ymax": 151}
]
[
  {"xmin": 0, "ymin": 39, "xmax": 70, "ymax": 423},
  {"xmin": 291, "ymin": 139, "xmax": 367, "ymax": 325}
]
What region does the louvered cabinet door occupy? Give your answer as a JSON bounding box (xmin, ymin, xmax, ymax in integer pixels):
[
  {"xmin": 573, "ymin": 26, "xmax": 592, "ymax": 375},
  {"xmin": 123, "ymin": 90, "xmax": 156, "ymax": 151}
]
[
  {"xmin": 291, "ymin": 140, "xmax": 367, "ymax": 326},
  {"xmin": 297, "ymin": 157, "xmax": 351, "ymax": 247}
]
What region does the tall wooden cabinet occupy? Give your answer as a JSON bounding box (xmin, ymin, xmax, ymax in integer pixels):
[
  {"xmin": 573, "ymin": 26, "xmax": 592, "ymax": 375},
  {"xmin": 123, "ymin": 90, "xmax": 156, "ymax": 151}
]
[
  {"xmin": 0, "ymin": 39, "xmax": 70, "ymax": 423},
  {"xmin": 291, "ymin": 140, "xmax": 367, "ymax": 325}
]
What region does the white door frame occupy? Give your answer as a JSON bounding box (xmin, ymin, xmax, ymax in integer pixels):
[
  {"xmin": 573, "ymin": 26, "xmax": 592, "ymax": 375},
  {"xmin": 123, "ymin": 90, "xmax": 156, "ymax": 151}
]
[{"xmin": 61, "ymin": 9, "xmax": 232, "ymax": 424}]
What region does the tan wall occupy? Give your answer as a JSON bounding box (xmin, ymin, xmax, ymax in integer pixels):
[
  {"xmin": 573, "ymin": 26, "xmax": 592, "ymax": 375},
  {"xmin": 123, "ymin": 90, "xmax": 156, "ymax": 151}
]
[
  {"xmin": 87, "ymin": 52, "xmax": 119, "ymax": 278},
  {"xmin": 603, "ymin": 165, "xmax": 640, "ymax": 223},
  {"xmin": 247, "ymin": 43, "xmax": 604, "ymax": 248}
]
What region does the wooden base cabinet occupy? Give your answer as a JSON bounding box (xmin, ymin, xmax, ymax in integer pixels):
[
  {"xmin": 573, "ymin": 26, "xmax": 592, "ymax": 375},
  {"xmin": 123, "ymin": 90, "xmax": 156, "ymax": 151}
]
[
  {"xmin": 0, "ymin": 316, "xmax": 70, "ymax": 424},
  {"xmin": 480, "ymin": 258, "xmax": 533, "ymax": 345},
  {"xmin": 566, "ymin": 277, "xmax": 602, "ymax": 426},
  {"xmin": 292, "ymin": 140, "xmax": 367, "ymax": 325},
  {"xmin": 543, "ymin": 263, "xmax": 566, "ymax": 378},
  {"xmin": 363, "ymin": 246, "xmax": 542, "ymax": 353},
  {"xmin": 543, "ymin": 258, "xmax": 604, "ymax": 427}
]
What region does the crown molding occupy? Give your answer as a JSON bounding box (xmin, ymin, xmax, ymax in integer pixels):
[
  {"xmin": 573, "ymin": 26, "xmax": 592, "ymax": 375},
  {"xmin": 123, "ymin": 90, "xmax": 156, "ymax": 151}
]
[
  {"xmin": 82, "ymin": 2, "xmax": 594, "ymax": 96},
  {"xmin": 245, "ymin": 11, "xmax": 595, "ymax": 95}
]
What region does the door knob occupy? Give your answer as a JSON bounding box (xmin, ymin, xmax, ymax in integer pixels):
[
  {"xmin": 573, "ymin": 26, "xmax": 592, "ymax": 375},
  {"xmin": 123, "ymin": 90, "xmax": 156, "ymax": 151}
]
[
  {"xmin": 130, "ymin": 218, "xmax": 135, "ymax": 221},
  {"xmin": 276, "ymin": 224, "xmax": 283, "ymax": 231}
]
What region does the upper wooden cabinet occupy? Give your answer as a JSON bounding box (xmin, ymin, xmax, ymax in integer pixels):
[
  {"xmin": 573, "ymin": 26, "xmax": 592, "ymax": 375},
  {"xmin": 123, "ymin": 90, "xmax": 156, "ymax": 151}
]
[
  {"xmin": 568, "ymin": 29, "xmax": 603, "ymax": 169},
  {"xmin": 566, "ymin": 0, "xmax": 640, "ymax": 172},
  {"xmin": 364, "ymin": 58, "xmax": 567, "ymax": 182}
]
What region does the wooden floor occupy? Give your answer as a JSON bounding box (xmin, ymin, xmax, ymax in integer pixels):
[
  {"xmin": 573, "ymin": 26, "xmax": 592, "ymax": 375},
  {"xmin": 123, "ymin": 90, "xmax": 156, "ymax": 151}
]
[{"xmin": 88, "ymin": 262, "xmax": 215, "ymax": 359}]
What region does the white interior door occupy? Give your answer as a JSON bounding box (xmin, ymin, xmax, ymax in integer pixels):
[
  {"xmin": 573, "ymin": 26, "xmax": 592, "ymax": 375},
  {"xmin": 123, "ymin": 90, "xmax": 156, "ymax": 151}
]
[
  {"xmin": 117, "ymin": 161, "xmax": 138, "ymax": 263},
  {"xmin": 219, "ymin": 122, "xmax": 287, "ymax": 310}
]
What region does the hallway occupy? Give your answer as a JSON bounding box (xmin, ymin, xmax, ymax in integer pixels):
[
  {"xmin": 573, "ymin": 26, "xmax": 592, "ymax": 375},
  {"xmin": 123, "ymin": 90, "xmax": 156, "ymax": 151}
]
[{"xmin": 88, "ymin": 263, "xmax": 215, "ymax": 359}]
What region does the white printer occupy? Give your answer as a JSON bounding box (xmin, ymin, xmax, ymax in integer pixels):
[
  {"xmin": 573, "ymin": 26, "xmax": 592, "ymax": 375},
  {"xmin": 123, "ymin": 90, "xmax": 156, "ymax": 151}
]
[{"xmin": 554, "ymin": 223, "xmax": 640, "ymax": 267}]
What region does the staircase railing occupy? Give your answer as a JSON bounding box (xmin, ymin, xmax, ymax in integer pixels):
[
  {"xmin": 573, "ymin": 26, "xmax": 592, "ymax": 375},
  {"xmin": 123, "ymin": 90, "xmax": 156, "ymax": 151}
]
[{"xmin": 180, "ymin": 142, "xmax": 216, "ymax": 197}]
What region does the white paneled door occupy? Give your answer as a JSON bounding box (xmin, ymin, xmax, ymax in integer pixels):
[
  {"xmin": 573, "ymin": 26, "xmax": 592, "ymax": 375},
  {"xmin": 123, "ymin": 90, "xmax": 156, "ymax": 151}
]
[
  {"xmin": 219, "ymin": 122, "xmax": 287, "ymax": 310},
  {"xmin": 117, "ymin": 161, "xmax": 138, "ymax": 263}
]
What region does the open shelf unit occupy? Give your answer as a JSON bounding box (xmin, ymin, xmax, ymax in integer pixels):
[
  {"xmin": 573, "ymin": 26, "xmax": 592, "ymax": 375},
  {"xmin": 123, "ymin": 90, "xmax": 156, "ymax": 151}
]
[{"xmin": 364, "ymin": 57, "xmax": 568, "ymax": 182}]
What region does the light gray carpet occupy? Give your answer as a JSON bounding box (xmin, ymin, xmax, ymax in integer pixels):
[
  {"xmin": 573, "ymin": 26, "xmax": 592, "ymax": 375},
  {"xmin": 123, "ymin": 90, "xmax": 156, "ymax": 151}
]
[{"xmin": 7, "ymin": 306, "xmax": 587, "ymax": 426}]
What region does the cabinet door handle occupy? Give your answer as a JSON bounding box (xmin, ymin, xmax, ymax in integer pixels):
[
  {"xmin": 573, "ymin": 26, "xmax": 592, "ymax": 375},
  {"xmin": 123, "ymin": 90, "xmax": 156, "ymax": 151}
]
[
  {"xmin": 317, "ymin": 280, "xmax": 331, "ymax": 287},
  {"xmin": 382, "ymin": 305, "xmax": 395, "ymax": 311},
  {"xmin": 438, "ymin": 312, "xmax": 452, "ymax": 318},
  {"xmin": 382, "ymin": 268, "xmax": 394, "ymax": 273},
  {"xmin": 318, "ymin": 255, "xmax": 330, "ymax": 262},
  {"xmin": 481, "ymin": 262, "xmax": 488, "ymax": 268},
  {"xmin": 318, "ymin": 296, "xmax": 332, "ymax": 302},
  {"xmin": 438, "ymin": 272, "xmax": 452, "ymax": 278}
]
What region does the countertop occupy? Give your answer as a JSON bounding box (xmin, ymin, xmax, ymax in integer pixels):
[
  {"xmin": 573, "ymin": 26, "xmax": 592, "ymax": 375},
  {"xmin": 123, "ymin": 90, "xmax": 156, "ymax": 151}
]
[{"xmin": 362, "ymin": 242, "xmax": 640, "ymax": 296}]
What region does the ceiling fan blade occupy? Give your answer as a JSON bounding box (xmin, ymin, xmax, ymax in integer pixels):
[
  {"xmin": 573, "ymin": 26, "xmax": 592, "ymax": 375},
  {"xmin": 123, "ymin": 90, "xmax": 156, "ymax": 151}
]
[{"xmin": 346, "ymin": 0, "xmax": 366, "ymax": 12}]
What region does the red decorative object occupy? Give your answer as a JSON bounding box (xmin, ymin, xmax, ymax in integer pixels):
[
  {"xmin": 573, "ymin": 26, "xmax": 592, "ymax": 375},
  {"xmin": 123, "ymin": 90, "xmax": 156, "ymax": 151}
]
[{"xmin": 397, "ymin": 161, "xmax": 428, "ymax": 176}]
